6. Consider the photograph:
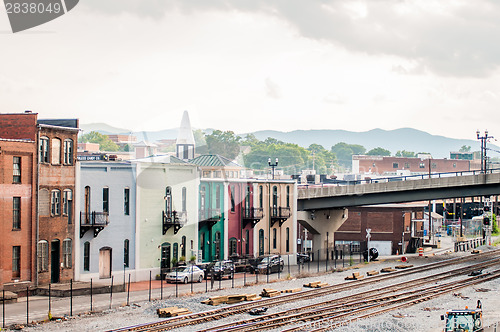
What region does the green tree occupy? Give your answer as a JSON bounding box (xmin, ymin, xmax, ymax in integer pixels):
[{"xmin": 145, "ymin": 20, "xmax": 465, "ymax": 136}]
[
  {"xmin": 366, "ymin": 147, "xmax": 391, "ymax": 156},
  {"xmin": 331, "ymin": 142, "xmax": 366, "ymax": 169},
  {"xmin": 193, "ymin": 129, "xmax": 208, "ymax": 154},
  {"xmin": 205, "ymin": 130, "xmax": 241, "ymax": 160},
  {"xmin": 308, "ymin": 144, "xmax": 336, "ymax": 174},
  {"xmin": 79, "ymin": 131, "xmax": 119, "ymax": 151},
  {"xmin": 459, "ymin": 145, "xmax": 472, "ymax": 152},
  {"xmin": 395, "ymin": 150, "xmax": 416, "ymax": 158}
]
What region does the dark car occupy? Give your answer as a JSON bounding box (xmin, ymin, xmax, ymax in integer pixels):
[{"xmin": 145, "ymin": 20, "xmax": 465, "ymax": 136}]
[
  {"xmin": 256, "ymin": 255, "xmax": 284, "ymax": 274},
  {"xmin": 297, "ymin": 253, "xmax": 311, "ymax": 264},
  {"xmin": 204, "ymin": 260, "xmax": 235, "ymax": 280}
]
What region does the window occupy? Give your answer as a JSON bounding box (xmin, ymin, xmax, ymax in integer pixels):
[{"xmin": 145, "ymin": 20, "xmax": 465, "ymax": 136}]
[
  {"xmin": 51, "ymin": 190, "xmax": 61, "ymax": 216},
  {"xmin": 286, "ymin": 227, "xmax": 290, "ymax": 253},
  {"xmin": 200, "ymin": 186, "xmax": 206, "ymax": 211},
  {"xmin": 404, "ymin": 162, "xmax": 410, "ymax": 169},
  {"xmin": 392, "ymin": 162, "xmax": 399, "ymax": 169},
  {"xmin": 273, "ymin": 228, "xmax": 277, "ymax": 249},
  {"xmin": 124, "ymin": 188, "xmax": 130, "ymax": 215},
  {"xmin": 453, "ymin": 163, "xmax": 457, "ymax": 168},
  {"xmin": 259, "ymin": 186, "xmax": 263, "ymax": 208},
  {"xmin": 272, "ymin": 186, "xmax": 278, "ymax": 214},
  {"xmin": 230, "ymin": 185, "xmax": 235, "ymax": 212},
  {"xmin": 13, "ymin": 156, "xmax": 21, "ymax": 183},
  {"xmin": 215, "ymin": 231, "xmax": 221, "ymax": 260},
  {"xmin": 201, "ymin": 233, "xmax": 206, "ymax": 260},
  {"xmin": 259, "ymin": 229, "xmax": 264, "ymax": 256},
  {"xmin": 103, "ymin": 187, "xmax": 109, "ymax": 213},
  {"xmin": 39, "ymin": 189, "xmax": 50, "ymax": 216},
  {"xmin": 51, "ymin": 138, "xmax": 61, "ymax": 165},
  {"xmin": 419, "ymin": 163, "xmax": 425, "ymax": 169},
  {"xmin": 229, "ymin": 238, "xmax": 237, "ymax": 256},
  {"xmin": 165, "ymin": 187, "xmax": 172, "ymax": 216},
  {"xmin": 124, "ymin": 239, "xmax": 129, "ymax": 268},
  {"xmin": 12, "ymin": 246, "xmax": 20, "ymax": 278},
  {"xmin": 245, "ymin": 229, "xmax": 250, "ymax": 255},
  {"xmin": 63, "ymin": 190, "xmax": 73, "ymax": 222},
  {"xmin": 182, "ymin": 187, "xmax": 187, "ymax": 212},
  {"xmin": 63, "ymin": 139, "xmax": 73, "ymax": 165},
  {"xmin": 431, "ymin": 163, "xmax": 437, "ymax": 169},
  {"xmin": 37, "ymin": 240, "xmax": 49, "ymax": 272},
  {"xmin": 39, "ymin": 136, "xmax": 49, "ymax": 163},
  {"xmin": 202, "ymin": 171, "xmax": 211, "ymax": 178},
  {"xmin": 13, "ymin": 197, "xmax": 21, "ymax": 229},
  {"xmin": 173, "ymin": 243, "xmax": 178, "ymax": 260},
  {"xmin": 62, "ymin": 238, "xmax": 72, "ymax": 268},
  {"xmin": 83, "ymin": 242, "xmax": 90, "ymax": 271},
  {"xmin": 216, "ymin": 185, "xmax": 221, "ymax": 209},
  {"xmin": 286, "ymin": 186, "xmax": 290, "ymax": 208},
  {"xmin": 181, "ymin": 236, "xmax": 186, "ymax": 257}
]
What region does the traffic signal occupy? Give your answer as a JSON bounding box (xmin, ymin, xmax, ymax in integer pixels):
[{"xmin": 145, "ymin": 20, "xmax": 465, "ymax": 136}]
[
  {"xmin": 484, "ymin": 206, "xmax": 490, "ymax": 212},
  {"xmin": 483, "ymin": 217, "xmax": 490, "ymax": 226}
]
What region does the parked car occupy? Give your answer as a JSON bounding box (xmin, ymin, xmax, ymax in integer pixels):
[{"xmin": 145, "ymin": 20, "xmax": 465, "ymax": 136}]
[
  {"xmin": 202, "ymin": 260, "xmax": 235, "ymax": 280},
  {"xmin": 211, "ymin": 260, "xmax": 235, "ymax": 280},
  {"xmin": 256, "ymin": 255, "xmax": 284, "ymax": 274},
  {"xmin": 297, "ymin": 253, "xmax": 311, "ymax": 264},
  {"xmin": 166, "ymin": 265, "xmax": 204, "ymax": 283}
]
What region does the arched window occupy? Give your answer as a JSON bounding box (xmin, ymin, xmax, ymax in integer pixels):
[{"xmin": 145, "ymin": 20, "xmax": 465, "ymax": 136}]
[
  {"xmin": 124, "ymin": 239, "xmax": 130, "ymax": 268},
  {"xmin": 273, "ymin": 228, "xmax": 277, "ymax": 249},
  {"xmin": 51, "ymin": 138, "xmax": 61, "ymax": 165},
  {"xmin": 286, "ymin": 186, "xmax": 290, "ymax": 208},
  {"xmin": 259, "ymin": 185, "xmax": 263, "ymax": 208},
  {"xmin": 182, "ymin": 187, "xmax": 187, "ymax": 212},
  {"xmin": 63, "ymin": 139, "xmax": 73, "ymax": 165},
  {"xmin": 39, "ymin": 136, "xmax": 49, "ymax": 163},
  {"xmin": 200, "ymin": 186, "xmax": 206, "ymax": 212},
  {"xmin": 181, "ymin": 236, "xmax": 186, "ymax": 258},
  {"xmin": 62, "ymin": 238, "xmax": 72, "ymax": 268},
  {"xmin": 286, "ymin": 227, "xmax": 290, "ymax": 253},
  {"xmin": 39, "ymin": 189, "xmax": 50, "ymax": 216},
  {"xmin": 272, "ymin": 186, "xmax": 278, "ymax": 216},
  {"xmin": 230, "ymin": 185, "xmax": 235, "ymax": 212},
  {"xmin": 37, "ymin": 240, "xmax": 49, "ymax": 272},
  {"xmin": 165, "ymin": 187, "xmax": 172, "ymax": 217},
  {"xmin": 63, "ymin": 189, "xmax": 73, "ymax": 224},
  {"xmin": 229, "ymin": 238, "xmax": 238, "ymax": 257},
  {"xmin": 259, "ymin": 229, "xmax": 265, "ymax": 256},
  {"xmin": 83, "ymin": 242, "xmax": 90, "ymax": 271},
  {"xmin": 51, "ymin": 189, "xmax": 61, "ymax": 216}
]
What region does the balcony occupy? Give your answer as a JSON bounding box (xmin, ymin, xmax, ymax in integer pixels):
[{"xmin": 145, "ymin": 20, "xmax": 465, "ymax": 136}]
[
  {"xmin": 242, "ymin": 207, "xmax": 264, "ymax": 228},
  {"xmin": 80, "ymin": 211, "xmax": 109, "ymax": 238},
  {"xmin": 198, "ymin": 208, "xmax": 222, "ymax": 228},
  {"xmin": 162, "ymin": 210, "xmax": 186, "ymax": 235},
  {"xmin": 270, "ymin": 206, "xmax": 291, "ymax": 227}
]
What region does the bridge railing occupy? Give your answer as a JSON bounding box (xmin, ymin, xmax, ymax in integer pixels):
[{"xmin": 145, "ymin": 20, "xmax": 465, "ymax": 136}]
[{"xmin": 299, "ymin": 167, "xmax": 500, "ymax": 188}]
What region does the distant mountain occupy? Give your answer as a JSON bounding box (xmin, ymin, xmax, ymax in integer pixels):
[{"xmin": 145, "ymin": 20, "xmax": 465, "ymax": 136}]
[
  {"xmin": 246, "ymin": 128, "xmax": 496, "ymax": 158},
  {"xmin": 80, "ymin": 123, "xmax": 497, "ymax": 159}
]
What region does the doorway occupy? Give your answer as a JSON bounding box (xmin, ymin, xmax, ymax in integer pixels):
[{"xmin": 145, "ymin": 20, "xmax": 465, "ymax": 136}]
[
  {"xmin": 99, "ymin": 247, "xmax": 112, "ymax": 279},
  {"xmin": 161, "ymin": 242, "xmax": 171, "ymax": 269},
  {"xmin": 51, "ymin": 240, "xmax": 60, "ymax": 283}
]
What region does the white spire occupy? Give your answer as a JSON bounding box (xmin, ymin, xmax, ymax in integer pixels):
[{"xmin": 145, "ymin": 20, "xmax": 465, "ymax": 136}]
[{"xmin": 176, "ymin": 111, "xmax": 195, "ymax": 145}]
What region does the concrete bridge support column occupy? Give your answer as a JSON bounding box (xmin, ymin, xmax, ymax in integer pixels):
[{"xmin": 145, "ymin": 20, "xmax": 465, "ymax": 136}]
[{"xmin": 297, "ymin": 209, "xmax": 348, "ymax": 261}]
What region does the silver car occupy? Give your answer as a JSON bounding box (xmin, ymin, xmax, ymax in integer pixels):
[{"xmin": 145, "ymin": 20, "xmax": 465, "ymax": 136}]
[{"xmin": 166, "ymin": 266, "xmax": 204, "ymax": 284}]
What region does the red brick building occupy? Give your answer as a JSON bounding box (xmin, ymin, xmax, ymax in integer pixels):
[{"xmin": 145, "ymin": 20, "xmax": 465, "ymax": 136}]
[
  {"xmin": 335, "ymin": 204, "xmax": 426, "ymax": 256},
  {"xmin": 352, "ymin": 155, "xmax": 474, "ymax": 175},
  {"xmin": 0, "ymin": 138, "xmax": 37, "ymax": 290},
  {"xmin": 0, "ymin": 112, "xmax": 79, "ymax": 287}
]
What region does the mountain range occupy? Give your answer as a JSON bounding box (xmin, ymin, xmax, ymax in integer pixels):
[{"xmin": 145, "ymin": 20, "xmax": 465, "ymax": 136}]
[{"xmin": 80, "ymin": 123, "xmax": 499, "ymax": 159}]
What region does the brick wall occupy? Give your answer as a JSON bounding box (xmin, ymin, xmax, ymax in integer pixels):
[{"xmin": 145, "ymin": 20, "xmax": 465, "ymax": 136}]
[
  {"xmin": 0, "ymin": 139, "xmax": 37, "ymax": 287},
  {"xmin": 354, "ymin": 156, "xmax": 471, "ymax": 174},
  {"xmin": 0, "ymin": 113, "xmax": 38, "ymax": 141}
]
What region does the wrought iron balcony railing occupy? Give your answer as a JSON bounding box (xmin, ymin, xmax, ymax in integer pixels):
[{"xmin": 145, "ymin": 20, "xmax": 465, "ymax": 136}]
[
  {"xmin": 162, "ymin": 210, "xmax": 186, "ymax": 235},
  {"xmin": 270, "ymin": 206, "xmax": 291, "ymax": 227},
  {"xmin": 242, "ymin": 207, "xmax": 264, "ymax": 228},
  {"xmin": 80, "ymin": 211, "xmax": 109, "ymax": 238}
]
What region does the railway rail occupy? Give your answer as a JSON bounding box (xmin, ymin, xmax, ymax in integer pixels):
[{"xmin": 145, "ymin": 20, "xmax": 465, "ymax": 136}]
[{"xmin": 107, "ymin": 249, "xmax": 500, "ymax": 332}]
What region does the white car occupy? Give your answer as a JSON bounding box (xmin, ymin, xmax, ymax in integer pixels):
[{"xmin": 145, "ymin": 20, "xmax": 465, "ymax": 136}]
[{"xmin": 166, "ymin": 266, "xmax": 204, "ymax": 284}]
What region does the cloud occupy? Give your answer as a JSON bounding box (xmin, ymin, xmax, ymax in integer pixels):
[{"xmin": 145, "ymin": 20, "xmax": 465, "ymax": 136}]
[
  {"xmin": 323, "ymin": 92, "xmax": 347, "ymax": 104},
  {"xmin": 80, "ymin": 0, "xmax": 500, "ymax": 78},
  {"xmin": 265, "ymin": 77, "xmax": 282, "ymax": 99}
]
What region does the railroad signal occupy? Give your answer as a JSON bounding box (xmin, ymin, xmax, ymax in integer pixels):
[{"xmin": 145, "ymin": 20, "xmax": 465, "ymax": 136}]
[
  {"xmin": 483, "ymin": 206, "xmax": 490, "ymax": 212},
  {"xmin": 483, "ymin": 217, "xmax": 490, "ymax": 226}
]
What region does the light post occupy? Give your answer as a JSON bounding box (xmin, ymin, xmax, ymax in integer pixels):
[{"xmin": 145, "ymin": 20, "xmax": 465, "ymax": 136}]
[
  {"xmin": 477, "ymin": 130, "xmax": 494, "ymax": 173},
  {"xmin": 268, "ymin": 157, "xmax": 278, "ymax": 180}
]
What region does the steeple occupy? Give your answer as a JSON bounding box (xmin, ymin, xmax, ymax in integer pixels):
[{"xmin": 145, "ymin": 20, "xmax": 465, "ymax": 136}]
[{"xmin": 176, "ymin": 111, "xmax": 195, "ymax": 161}]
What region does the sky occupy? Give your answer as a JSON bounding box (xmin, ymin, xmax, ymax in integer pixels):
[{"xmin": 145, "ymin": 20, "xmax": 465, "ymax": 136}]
[{"xmin": 1, "ymin": 0, "xmax": 499, "ymax": 140}]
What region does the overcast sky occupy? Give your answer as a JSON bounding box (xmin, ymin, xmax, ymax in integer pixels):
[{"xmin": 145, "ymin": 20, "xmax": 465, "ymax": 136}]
[{"xmin": 1, "ymin": 1, "xmax": 499, "ymax": 140}]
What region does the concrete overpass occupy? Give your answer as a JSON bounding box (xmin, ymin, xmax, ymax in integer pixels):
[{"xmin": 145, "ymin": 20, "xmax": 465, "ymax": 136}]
[
  {"xmin": 298, "ymin": 170, "xmax": 500, "ymax": 211},
  {"xmin": 295, "ymin": 169, "xmax": 500, "ymax": 254}
]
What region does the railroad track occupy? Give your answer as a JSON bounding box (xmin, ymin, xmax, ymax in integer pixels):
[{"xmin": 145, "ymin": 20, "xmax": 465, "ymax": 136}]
[
  {"xmin": 197, "ymin": 258, "xmax": 500, "ymax": 332},
  {"xmin": 107, "ymin": 249, "xmax": 500, "ymax": 332}
]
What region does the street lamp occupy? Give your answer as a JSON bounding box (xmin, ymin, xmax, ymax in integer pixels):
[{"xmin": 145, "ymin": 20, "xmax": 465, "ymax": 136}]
[
  {"xmin": 268, "ymin": 157, "xmax": 278, "ymax": 180},
  {"xmin": 477, "ymin": 130, "xmax": 494, "ymax": 173}
]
